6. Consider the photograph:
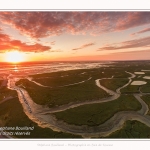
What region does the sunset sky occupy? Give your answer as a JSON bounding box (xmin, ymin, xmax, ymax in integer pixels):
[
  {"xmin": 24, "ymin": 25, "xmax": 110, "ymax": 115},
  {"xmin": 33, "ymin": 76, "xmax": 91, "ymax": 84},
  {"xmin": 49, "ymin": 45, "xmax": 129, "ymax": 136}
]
[{"xmin": 0, "ymin": 11, "xmax": 150, "ymax": 62}]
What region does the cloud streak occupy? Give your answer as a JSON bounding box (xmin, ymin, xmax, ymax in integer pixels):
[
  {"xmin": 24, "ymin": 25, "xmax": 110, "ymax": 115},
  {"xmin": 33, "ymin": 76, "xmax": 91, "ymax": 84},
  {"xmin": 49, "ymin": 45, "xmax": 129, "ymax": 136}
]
[
  {"xmin": 118, "ymin": 49, "xmax": 150, "ymax": 54},
  {"xmin": 98, "ymin": 36, "xmax": 150, "ymax": 51},
  {"xmin": 132, "ymin": 27, "xmax": 150, "ymax": 35},
  {"xmin": 72, "ymin": 42, "xmax": 95, "ymax": 50},
  {"xmin": 1, "ymin": 12, "xmax": 150, "ymax": 38},
  {"xmin": 50, "ymin": 49, "xmax": 63, "ymax": 52}
]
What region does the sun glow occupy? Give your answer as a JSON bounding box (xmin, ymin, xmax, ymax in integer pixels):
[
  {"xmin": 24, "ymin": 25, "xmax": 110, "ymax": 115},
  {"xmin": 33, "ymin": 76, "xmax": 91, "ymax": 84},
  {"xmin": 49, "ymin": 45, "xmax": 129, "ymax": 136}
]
[{"xmin": 5, "ymin": 51, "xmax": 25, "ymax": 63}]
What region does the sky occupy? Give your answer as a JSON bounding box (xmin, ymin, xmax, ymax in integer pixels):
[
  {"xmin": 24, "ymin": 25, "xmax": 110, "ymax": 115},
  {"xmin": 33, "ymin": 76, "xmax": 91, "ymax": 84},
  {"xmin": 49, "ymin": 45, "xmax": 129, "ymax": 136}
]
[{"xmin": 0, "ymin": 11, "xmax": 150, "ymax": 62}]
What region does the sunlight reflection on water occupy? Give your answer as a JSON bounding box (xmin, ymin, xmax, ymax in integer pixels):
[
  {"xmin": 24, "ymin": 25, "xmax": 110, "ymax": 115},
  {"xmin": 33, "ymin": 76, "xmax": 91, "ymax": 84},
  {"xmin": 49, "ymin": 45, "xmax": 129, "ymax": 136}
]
[
  {"xmin": 0, "ymin": 62, "xmax": 113, "ymax": 77},
  {"xmin": 14, "ymin": 65, "xmax": 19, "ymax": 72}
]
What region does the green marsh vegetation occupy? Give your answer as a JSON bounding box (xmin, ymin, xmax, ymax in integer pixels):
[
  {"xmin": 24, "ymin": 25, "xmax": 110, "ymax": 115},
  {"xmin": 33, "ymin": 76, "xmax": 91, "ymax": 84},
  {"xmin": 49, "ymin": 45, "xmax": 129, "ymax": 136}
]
[
  {"xmin": 140, "ymin": 79, "xmax": 150, "ymax": 93},
  {"xmin": 16, "ymin": 67, "xmax": 135, "ymax": 107},
  {"xmin": 120, "ymin": 84, "xmax": 140, "ymax": 93},
  {"xmin": 100, "ymin": 78, "xmax": 129, "ymax": 91},
  {"xmin": 141, "ymin": 86, "xmax": 150, "ymax": 93},
  {"xmin": 16, "ymin": 78, "xmax": 109, "ymax": 107},
  {"xmin": 53, "ymin": 95, "xmax": 141, "ymax": 126},
  {"xmin": 15, "ymin": 64, "xmax": 146, "ymax": 108},
  {"xmin": 30, "ymin": 69, "xmax": 91, "ymax": 87},
  {"xmin": 30, "ymin": 67, "xmax": 131, "ymax": 85},
  {"xmin": 106, "ymin": 120, "xmax": 150, "ymax": 138}
]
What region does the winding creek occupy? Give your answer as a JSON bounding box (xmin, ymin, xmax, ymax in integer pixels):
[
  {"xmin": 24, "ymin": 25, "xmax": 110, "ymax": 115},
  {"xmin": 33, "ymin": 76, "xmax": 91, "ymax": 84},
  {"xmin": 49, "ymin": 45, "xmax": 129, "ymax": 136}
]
[{"xmin": 5, "ymin": 71, "xmax": 150, "ymax": 138}]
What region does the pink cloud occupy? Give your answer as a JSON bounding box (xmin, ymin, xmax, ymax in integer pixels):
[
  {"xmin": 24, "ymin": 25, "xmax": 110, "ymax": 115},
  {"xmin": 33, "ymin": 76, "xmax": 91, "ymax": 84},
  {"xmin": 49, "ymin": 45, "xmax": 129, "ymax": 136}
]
[
  {"xmin": 1, "ymin": 12, "xmax": 150, "ymax": 38},
  {"xmin": 115, "ymin": 12, "xmax": 148, "ymax": 30}
]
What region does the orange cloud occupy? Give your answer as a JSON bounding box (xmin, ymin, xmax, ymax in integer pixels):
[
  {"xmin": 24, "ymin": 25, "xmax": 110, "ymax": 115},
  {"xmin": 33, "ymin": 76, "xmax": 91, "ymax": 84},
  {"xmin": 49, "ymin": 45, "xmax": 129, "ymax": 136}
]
[
  {"xmin": 0, "ymin": 33, "xmax": 10, "ymax": 41},
  {"xmin": 0, "ymin": 32, "xmax": 51, "ymax": 53}
]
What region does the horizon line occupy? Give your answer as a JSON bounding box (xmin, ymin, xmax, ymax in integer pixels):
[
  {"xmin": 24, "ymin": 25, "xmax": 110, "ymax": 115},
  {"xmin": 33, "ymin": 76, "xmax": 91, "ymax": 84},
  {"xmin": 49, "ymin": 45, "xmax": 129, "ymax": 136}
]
[{"xmin": 0, "ymin": 59, "xmax": 150, "ymax": 64}]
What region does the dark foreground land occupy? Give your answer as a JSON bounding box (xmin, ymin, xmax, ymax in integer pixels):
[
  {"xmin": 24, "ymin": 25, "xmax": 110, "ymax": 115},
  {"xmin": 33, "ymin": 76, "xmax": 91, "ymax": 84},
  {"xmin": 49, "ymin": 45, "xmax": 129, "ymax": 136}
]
[{"xmin": 1, "ymin": 61, "xmax": 150, "ymax": 138}]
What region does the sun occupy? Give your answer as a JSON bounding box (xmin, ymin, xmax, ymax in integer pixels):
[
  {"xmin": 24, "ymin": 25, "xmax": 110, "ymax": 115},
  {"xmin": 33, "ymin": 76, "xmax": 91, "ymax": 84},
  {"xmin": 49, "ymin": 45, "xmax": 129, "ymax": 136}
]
[{"xmin": 5, "ymin": 50, "xmax": 25, "ymax": 63}]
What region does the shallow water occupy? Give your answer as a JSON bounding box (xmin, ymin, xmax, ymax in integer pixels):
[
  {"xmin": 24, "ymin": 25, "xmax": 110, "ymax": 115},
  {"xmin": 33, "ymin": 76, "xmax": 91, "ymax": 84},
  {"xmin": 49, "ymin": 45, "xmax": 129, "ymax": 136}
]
[
  {"xmin": 134, "ymin": 72, "xmax": 145, "ymax": 75},
  {"xmin": 0, "ymin": 62, "xmax": 113, "ymax": 77},
  {"xmin": 143, "ymin": 76, "xmax": 150, "ymax": 80},
  {"xmin": 142, "ymin": 70, "xmax": 150, "ymax": 72},
  {"xmin": 131, "ymin": 81, "xmax": 147, "ymax": 85}
]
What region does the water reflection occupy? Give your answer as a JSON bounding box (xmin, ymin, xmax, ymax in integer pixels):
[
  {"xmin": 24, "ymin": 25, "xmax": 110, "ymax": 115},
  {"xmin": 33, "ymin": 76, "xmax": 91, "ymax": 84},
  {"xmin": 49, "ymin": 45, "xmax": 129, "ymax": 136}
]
[
  {"xmin": 13, "ymin": 65, "xmax": 18, "ymax": 72},
  {"xmin": 0, "ymin": 62, "xmax": 113, "ymax": 76}
]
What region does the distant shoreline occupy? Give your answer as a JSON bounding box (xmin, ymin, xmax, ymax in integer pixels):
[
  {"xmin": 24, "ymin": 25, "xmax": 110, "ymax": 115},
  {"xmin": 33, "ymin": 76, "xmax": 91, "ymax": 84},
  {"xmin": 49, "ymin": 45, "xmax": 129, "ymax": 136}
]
[{"xmin": 0, "ymin": 60, "xmax": 150, "ymax": 65}]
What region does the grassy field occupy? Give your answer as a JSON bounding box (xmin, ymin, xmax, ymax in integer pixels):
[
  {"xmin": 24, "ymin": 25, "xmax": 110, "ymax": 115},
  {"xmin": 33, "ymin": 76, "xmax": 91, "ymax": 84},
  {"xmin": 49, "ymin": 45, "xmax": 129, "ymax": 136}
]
[
  {"xmin": 100, "ymin": 78, "xmax": 129, "ymax": 91},
  {"xmin": 16, "ymin": 78, "xmax": 109, "ymax": 107},
  {"xmin": 0, "ymin": 98, "xmax": 81, "ymax": 138},
  {"xmin": 53, "ymin": 95, "xmax": 141, "ymax": 126},
  {"xmin": 106, "ymin": 120, "xmax": 150, "ymax": 138}
]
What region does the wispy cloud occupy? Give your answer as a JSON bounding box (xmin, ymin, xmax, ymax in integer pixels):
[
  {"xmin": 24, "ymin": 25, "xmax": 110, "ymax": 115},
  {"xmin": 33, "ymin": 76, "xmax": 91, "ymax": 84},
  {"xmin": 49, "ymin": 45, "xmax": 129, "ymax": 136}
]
[
  {"xmin": 50, "ymin": 49, "xmax": 63, "ymax": 52},
  {"xmin": 72, "ymin": 42, "xmax": 95, "ymax": 50},
  {"xmin": 98, "ymin": 36, "xmax": 150, "ymax": 51},
  {"xmin": 132, "ymin": 27, "xmax": 150, "ymax": 35},
  {"xmin": 117, "ymin": 49, "xmax": 150, "ymax": 54},
  {"xmin": 50, "ymin": 41, "xmax": 55, "ymax": 45},
  {"xmin": 45, "ymin": 41, "xmax": 56, "ymax": 45}
]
